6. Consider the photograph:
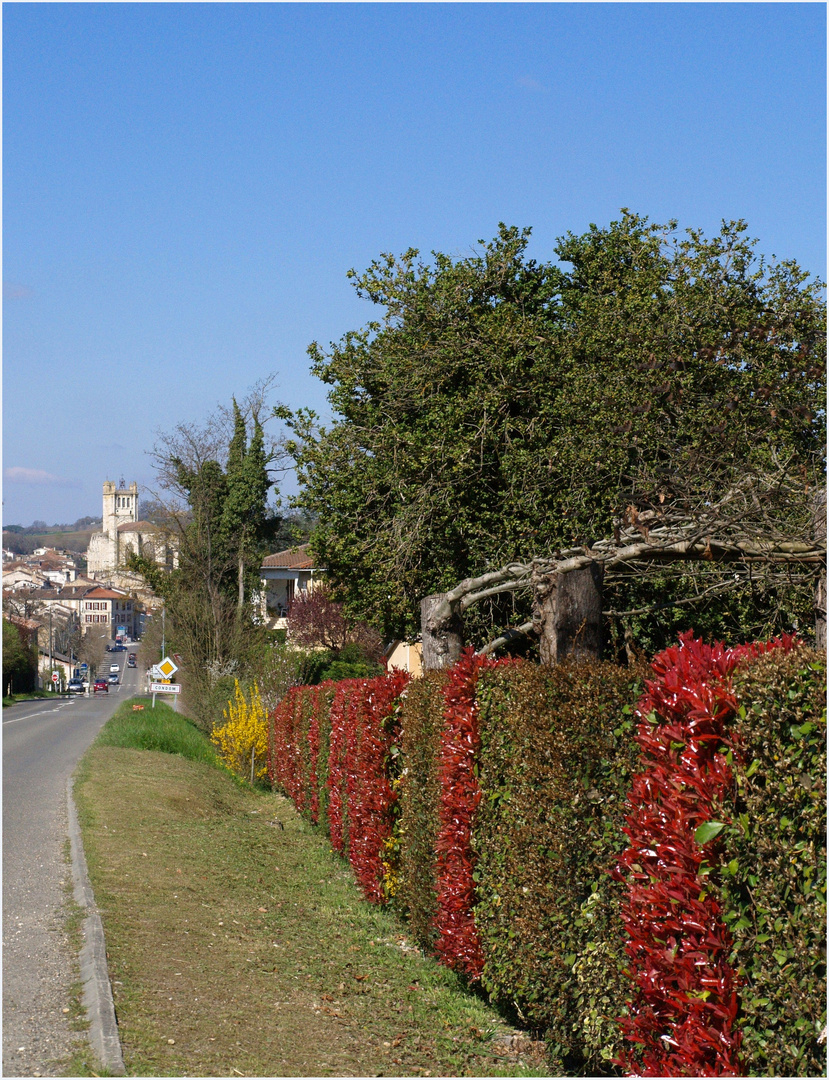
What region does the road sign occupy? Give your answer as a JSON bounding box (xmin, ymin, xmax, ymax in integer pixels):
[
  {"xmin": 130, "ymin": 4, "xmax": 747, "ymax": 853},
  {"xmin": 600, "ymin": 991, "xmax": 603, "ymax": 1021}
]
[
  {"xmin": 150, "ymin": 682, "xmax": 181, "ymax": 694},
  {"xmin": 157, "ymin": 656, "xmax": 178, "ymax": 680},
  {"xmin": 52, "ymin": 672, "xmax": 59, "ymax": 683},
  {"xmin": 80, "ymin": 663, "xmax": 88, "ymax": 671}
]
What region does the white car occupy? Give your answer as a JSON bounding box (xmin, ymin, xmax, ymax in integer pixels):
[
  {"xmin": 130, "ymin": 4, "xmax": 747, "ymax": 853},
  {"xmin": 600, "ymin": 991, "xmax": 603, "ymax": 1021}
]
[{"xmin": 110, "ymin": 663, "xmax": 120, "ymax": 674}]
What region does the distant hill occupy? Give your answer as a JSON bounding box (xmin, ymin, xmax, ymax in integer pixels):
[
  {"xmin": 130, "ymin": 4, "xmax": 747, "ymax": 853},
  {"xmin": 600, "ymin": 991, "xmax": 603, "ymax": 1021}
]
[{"xmin": 3, "ymin": 520, "xmax": 102, "ymax": 556}]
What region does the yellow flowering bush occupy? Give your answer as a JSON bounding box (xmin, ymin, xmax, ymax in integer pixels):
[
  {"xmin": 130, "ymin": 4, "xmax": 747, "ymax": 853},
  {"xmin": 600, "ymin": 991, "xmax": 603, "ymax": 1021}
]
[{"xmin": 211, "ymin": 680, "xmax": 269, "ymax": 783}]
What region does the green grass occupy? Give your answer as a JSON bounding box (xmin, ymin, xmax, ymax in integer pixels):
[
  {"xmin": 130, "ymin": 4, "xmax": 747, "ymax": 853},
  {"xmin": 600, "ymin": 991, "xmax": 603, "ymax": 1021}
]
[
  {"xmin": 93, "ymin": 697, "xmax": 225, "ymax": 767},
  {"xmin": 3, "ymin": 689, "xmax": 57, "ymax": 707}
]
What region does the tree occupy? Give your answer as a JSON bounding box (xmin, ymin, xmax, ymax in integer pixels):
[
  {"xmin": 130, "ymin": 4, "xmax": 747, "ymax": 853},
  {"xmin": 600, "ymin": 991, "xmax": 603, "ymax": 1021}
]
[
  {"xmin": 3, "ymin": 618, "xmax": 36, "ymax": 693},
  {"xmin": 127, "ymin": 386, "xmax": 285, "ymax": 729},
  {"xmin": 288, "ymin": 214, "xmax": 825, "ymax": 651}
]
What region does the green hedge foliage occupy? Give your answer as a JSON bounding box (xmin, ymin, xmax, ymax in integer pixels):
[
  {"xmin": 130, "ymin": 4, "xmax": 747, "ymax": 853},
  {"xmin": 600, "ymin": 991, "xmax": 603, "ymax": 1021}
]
[
  {"xmin": 717, "ymin": 647, "xmax": 826, "ymax": 1077},
  {"xmin": 396, "ymin": 671, "xmax": 448, "ymax": 952},
  {"xmin": 473, "ymin": 660, "xmax": 646, "ymax": 1075}
]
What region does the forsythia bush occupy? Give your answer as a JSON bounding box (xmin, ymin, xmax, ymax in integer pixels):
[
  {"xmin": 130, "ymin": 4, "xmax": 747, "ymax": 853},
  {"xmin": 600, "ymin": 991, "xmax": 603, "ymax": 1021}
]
[{"xmin": 212, "ymin": 679, "xmax": 269, "ymax": 782}]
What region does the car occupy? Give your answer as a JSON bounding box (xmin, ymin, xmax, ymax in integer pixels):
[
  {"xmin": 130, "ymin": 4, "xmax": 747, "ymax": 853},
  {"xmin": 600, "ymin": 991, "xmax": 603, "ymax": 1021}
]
[
  {"xmin": 93, "ymin": 679, "xmax": 108, "ymax": 693},
  {"xmin": 68, "ymin": 678, "xmax": 84, "ymax": 694},
  {"xmin": 108, "ymin": 673, "xmax": 119, "ymax": 684},
  {"xmin": 128, "ymin": 652, "xmax": 137, "ymax": 661},
  {"xmin": 110, "ymin": 663, "xmax": 120, "ymax": 674},
  {"xmin": 127, "ymin": 659, "xmax": 136, "ymax": 668},
  {"xmin": 114, "ymin": 644, "xmax": 127, "ymax": 651}
]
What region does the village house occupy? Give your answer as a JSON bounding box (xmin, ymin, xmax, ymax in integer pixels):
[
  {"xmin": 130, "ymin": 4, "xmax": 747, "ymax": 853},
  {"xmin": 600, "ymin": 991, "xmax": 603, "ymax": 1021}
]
[{"xmin": 258, "ymin": 544, "xmax": 323, "ymax": 629}]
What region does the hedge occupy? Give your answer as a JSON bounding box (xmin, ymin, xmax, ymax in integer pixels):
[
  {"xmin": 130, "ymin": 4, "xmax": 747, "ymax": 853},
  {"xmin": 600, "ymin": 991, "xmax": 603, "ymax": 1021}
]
[
  {"xmin": 267, "ymin": 635, "xmax": 826, "ymax": 1077},
  {"xmin": 473, "ymin": 658, "xmax": 647, "ymax": 1075},
  {"xmin": 719, "ymin": 647, "xmax": 826, "ymax": 1077}
]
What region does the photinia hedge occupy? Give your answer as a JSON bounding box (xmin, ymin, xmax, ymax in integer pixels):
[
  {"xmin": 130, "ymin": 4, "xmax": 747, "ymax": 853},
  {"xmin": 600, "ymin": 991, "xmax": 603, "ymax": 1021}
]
[
  {"xmin": 614, "ymin": 630, "xmax": 798, "ymax": 1077},
  {"xmin": 269, "ymin": 672, "xmax": 410, "ymax": 905},
  {"xmin": 433, "ymin": 648, "xmax": 508, "ymax": 979}
]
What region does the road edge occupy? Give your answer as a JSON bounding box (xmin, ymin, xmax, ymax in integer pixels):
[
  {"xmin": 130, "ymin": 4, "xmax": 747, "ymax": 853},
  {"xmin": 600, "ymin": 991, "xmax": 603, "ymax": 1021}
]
[{"xmin": 66, "ymin": 777, "xmax": 126, "ymax": 1076}]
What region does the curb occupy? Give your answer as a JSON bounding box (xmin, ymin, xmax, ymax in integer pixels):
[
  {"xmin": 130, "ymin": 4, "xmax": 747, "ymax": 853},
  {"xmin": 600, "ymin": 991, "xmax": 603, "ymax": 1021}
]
[{"xmin": 66, "ymin": 778, "xmax": 126, "ymax": 1076}]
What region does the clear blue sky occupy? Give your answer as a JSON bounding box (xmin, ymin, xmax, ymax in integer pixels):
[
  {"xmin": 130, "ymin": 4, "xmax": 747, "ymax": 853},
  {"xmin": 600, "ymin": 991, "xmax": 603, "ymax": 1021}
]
[{"xmin": 3, "ymin": 1, "xmax": 825, "ymax": 528}]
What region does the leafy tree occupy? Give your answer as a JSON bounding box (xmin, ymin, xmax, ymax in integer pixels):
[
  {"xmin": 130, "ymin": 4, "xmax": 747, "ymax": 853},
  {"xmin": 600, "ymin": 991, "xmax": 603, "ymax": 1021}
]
[
  {"xmin": 3, "ymin": 618, "xmax": 37, "ymax": 693},
  {"xmin": 287, "ymin": 214, "xmax": 825, "ymax": 649},
  {"xmin": 127, "ymin": 387, "xmax": 284, "ymax": 729}
]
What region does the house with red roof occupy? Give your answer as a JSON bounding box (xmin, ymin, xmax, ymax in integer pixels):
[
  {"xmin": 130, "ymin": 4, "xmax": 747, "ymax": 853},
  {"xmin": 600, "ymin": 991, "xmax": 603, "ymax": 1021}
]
[{"xmin": 258, "ymin": 544, "xmax": 324, "ymax": 628}]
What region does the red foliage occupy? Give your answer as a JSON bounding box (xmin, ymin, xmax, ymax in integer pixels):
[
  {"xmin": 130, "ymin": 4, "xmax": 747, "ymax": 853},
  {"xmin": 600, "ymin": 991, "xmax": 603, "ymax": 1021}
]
[
  {"xmin": 325, "ymin": 680, "xmax": 357, "ymax": 855},
  {"xmin": 269, "ymin": 671, "xmax": 410, "ymax": 903},
  {"xmin": 614, "ymin": 630, "xmax": 798, "ymax": 1077},
  {"xmin": 343, "ymin": 671, "xmax": 410, "ymax": 902},
  {"xmin": 433, "ymin": 648, "xmax": 509, "ymax": 979}
]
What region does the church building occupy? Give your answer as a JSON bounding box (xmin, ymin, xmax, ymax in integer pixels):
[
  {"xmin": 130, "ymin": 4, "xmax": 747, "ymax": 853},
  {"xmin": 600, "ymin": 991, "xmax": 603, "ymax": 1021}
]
[{"xmin": 87, "ymin": 480, "xmax": 176, "ymax": 585}]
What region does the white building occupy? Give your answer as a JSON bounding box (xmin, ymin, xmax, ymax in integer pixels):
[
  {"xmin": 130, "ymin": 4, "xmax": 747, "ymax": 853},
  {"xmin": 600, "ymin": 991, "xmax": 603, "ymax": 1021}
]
[
  {"xmin": 87, "ymin": 479, "xmax": 176, "ymax": 585},
  {"xmin": 258, "ymin": 544, "xmax": 323, "ymax": 628}
]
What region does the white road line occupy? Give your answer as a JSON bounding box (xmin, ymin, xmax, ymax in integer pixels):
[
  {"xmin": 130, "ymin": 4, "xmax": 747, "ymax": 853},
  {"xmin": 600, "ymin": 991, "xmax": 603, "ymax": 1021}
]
[{"xmin": 3, "ymin": 702, "xmax": 76, "ymax": 725}]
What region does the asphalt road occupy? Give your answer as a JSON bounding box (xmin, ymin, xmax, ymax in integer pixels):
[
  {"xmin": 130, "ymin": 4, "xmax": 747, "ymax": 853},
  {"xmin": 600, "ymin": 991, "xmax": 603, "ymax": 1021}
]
[{"xmin": 3, "ymin": 649, "xmax": 145, "ymax": 1077}]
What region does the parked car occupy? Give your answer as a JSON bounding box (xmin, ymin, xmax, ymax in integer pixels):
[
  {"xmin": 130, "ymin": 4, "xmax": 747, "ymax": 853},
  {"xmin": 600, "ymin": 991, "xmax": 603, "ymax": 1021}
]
[
  {"xmin": 93, "ymin": 679, "xmax": 108, "ymax": 693},
  {"xmin": 68, "ymin": 678, "xmax": 84, "ymax": 694}
]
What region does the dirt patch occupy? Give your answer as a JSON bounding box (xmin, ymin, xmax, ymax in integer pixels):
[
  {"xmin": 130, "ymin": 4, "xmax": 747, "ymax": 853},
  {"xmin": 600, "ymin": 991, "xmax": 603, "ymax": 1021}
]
[{"xmin": 73, "ymin": 746, "xmax": 549, "ymax": 1077}]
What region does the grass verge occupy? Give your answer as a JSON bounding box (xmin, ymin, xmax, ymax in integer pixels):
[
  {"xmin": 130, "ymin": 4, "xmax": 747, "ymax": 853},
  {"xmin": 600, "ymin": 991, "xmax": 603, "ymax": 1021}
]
[{"xmin": 71, "ymin": 699, "xmax": 550, "ymax": 1077}]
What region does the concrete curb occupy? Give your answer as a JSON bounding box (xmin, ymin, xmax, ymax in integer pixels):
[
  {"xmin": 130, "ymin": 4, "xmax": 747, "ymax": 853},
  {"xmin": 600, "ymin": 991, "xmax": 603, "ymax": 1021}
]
[{"xmin": 66, "ymin": 778, "xmax": 126, "ymax": 1076}]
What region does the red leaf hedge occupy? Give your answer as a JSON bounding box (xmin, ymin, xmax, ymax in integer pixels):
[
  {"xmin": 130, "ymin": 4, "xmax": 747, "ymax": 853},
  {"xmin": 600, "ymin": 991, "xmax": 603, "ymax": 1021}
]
[
  {"xmin": 269, "ymin": 672, "xmax": 410, "ymax": 904},
  {"xmin": 433, "ymin": 648, "xmax": 508, "ymax": 979},
  {"xmin": 614, "ymin": 630, "xmax": 798, "ymax": 1077}
]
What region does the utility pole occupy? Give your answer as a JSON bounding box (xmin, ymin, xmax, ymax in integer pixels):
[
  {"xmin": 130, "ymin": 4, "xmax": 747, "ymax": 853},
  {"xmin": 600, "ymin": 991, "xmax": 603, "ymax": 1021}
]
[{"xmin": 49, "ymin": 610, "xmax": 53, "ymax": 692}]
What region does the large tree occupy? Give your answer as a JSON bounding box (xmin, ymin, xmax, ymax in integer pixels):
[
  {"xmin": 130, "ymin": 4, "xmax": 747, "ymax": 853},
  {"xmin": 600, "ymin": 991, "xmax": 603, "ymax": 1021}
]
[
  {"xmin": 127, "ymin": 388, "xmax": 284, "ymax": 727},
  {"xmin": 288, "ymin": 214, "xmax": 825, "ymax": 650}
]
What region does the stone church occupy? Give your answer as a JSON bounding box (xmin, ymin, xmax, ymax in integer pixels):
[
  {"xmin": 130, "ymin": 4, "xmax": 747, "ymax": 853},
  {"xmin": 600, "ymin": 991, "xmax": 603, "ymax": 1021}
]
[{"xmin": 87, "ymin": 480, "xmax": 176, "ymax": 587}]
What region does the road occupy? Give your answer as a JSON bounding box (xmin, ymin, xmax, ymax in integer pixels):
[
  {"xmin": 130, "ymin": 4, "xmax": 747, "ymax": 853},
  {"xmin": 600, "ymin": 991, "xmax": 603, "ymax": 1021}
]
[{"xmin": 2, "ymin": 648, "xmax": 144, "ymax": 1077}]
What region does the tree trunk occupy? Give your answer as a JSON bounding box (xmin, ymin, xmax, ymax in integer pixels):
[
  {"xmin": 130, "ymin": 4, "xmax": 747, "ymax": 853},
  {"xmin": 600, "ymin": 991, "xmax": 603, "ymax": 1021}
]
[
  {"xmin": 421, "ymin": 593, "xmax": 464, "ymax": 671},
  {"xmin": 814, "ymin": 488, "xmax": 826, "ymax": 650},
  {"xmin": 532, "ymin": 561, "xmax": 604, "ymax": 666}
]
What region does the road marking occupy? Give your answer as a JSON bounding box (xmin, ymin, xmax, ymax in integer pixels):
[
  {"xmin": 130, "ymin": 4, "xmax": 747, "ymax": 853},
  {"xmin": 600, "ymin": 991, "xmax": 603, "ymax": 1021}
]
[{"xmin": 3, "ymin": 702, "xmax": 75, "ymax": 725}]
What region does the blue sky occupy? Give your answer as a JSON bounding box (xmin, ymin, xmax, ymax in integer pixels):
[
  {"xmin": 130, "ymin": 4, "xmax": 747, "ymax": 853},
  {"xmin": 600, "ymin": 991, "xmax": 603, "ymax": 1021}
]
[{"xmin": 3, "ymin": 1, "xmax": 826, "ymax": 528}]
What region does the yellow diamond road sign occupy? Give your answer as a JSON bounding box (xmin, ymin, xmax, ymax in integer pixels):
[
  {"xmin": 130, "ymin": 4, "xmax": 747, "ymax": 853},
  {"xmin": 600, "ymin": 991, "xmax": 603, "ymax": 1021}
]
[{"xmin": 158, "ymin": 656, "xmax": 178, "ymax": 680}]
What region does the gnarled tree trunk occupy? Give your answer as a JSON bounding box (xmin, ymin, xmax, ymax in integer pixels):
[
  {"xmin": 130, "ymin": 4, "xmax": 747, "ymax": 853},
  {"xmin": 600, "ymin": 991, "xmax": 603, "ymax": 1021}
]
[
  {"xmin": 532, "ymin": 561, "xmax": 604, "ymax": 666},
  {"xmin": 814, "ymin": 488, "xmax": 826, "ymax": 650},
  {"xmin": 421, "ymin": 593, "xmax": 464, "ymax": 671}
]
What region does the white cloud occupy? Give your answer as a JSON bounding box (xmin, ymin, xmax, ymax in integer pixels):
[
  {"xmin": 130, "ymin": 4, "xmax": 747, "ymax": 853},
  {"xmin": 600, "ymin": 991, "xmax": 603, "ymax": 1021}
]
[{"xmin": 4, "ymin": 467, "xmax": 80, "ymax": 488}]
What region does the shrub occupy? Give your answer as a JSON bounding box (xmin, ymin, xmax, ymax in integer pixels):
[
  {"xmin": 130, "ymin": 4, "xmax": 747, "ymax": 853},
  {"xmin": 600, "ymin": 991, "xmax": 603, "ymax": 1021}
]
[
  {"xmin": 613, "ymin": 631, "xmax": 800, "ymax": 1077},
  {"xmin": 717, "ymin": 647, "xmax": 826, "ymax": 1077},
  {"xmin": 474, "ymin": 658, "xmax": 646, "ymax": 1074},
  {"xmin": 433, "ymin": 649, "xmax": 506, "ymax": 979},
  {"xmin": 396, "ymin": 671, "xmax": 448, "ymax": 950},
  {"xmin": 211, "ymin": 680, "xmax": 269, "ymax": 783}
]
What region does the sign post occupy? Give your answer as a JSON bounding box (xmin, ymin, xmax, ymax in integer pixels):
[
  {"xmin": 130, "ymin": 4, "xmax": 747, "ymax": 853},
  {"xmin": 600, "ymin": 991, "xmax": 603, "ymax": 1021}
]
[{"xmin": 151, "ymin": 657, "xmax": 179, "ymax": 708}]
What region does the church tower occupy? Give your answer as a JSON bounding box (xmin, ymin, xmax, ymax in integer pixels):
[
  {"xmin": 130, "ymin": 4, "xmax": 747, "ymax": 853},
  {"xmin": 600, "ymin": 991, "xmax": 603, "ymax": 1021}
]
[{"xmin": 102, "ymin": 479, "xmax": 138, "ymax": 537}]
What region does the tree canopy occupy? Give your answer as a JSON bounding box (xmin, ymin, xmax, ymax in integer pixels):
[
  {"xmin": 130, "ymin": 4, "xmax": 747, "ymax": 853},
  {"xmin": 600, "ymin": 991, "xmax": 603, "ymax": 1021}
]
[{"xmin": 288, "ymin": 213, "xmax": 825, "ymax": 650}]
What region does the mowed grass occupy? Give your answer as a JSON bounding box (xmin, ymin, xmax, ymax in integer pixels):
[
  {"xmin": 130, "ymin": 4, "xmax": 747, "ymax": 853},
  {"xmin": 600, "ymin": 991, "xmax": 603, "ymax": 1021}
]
[{"xmin": 72, "ymin": 700, "xmax": 549, "ymax": 1077}]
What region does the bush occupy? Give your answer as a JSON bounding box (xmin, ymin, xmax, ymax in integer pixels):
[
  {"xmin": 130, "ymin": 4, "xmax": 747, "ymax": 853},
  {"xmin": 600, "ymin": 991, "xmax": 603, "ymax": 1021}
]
[
  {"xmin": 474, "ymin": 659, "xmax": 646, "ymax": 1074},
  {"xmin": 396, "ymin": 671, "xmax": 449, "ymax": 951},
  {"xmin": 211, "ymin": 680, "xmax": 269, "ymax": 783},
  {"xmin": 718, "ymin": 647, "xmax": 826, "ymax": 1077},
  {"xmin": 269, "ymin": 673, "xmax": 410, "ymax": 904}
]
